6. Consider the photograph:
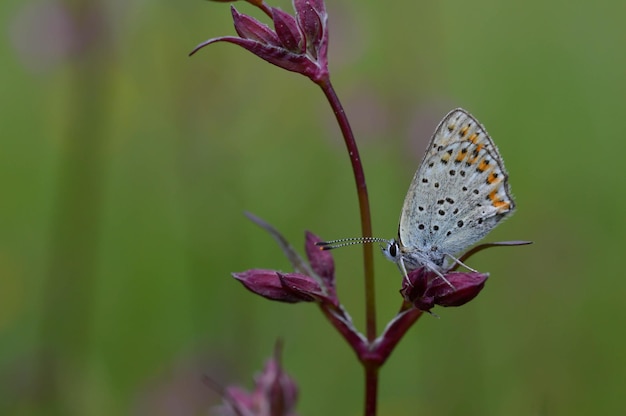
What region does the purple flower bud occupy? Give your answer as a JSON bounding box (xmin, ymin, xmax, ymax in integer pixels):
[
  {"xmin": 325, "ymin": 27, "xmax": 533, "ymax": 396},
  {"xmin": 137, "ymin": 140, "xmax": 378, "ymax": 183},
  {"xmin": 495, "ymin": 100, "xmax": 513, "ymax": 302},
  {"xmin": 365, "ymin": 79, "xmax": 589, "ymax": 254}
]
[
  {"xmin": 232, "ymin": 268, "xmax": 339, "ymax": 306},
  {"xmin": 428, "ymin": 272, "xmax": 489, "ymax": 307},
  {"xmin": 234, "ymin": 214, "xmax": 339, "ymax": 305},
  {"xmin": 400, "ymin": 268, "xmax": 435, "ymax": 311},
  {"xmin": 272, "ymin": 7, "xmax": 305, "ymax": 53},
  {"xmin": 232, "ymin": 269, "xmax": 318, "ymax": 303},
  {"xmin": 191, "ymin": 1, "xmax": 329, "ymax": 82},
  {"xmin": 400, "ymin": 268, "xmax": 488, "ymax": 311},
  {"xmin": 278, "ymin": 272, "xmax": 338, "ymax": 306},
  {"xmin": 294, "ymin": 0, "xmax": 327, "ymax": 59},
  {"xmin": 216, "ymin": 343, "xmax": 299, "ymax": 416},
  {"xmin": 232, "ymin": 7, "xmax": 281, "ymax": 46},
  {"xmin": 254, "ymin": 344, "xmax": 299, "ymax": 415}
]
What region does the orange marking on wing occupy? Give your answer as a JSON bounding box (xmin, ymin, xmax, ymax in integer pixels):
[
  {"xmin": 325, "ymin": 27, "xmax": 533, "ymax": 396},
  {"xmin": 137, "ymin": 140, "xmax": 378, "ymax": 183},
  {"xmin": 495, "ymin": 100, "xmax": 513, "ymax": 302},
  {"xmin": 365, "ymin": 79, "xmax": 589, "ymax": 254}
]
[
  {"xmin": 488, "ymin": 190, "xmax": 511, "ymax": 211},
  {"xmin": 487, "ymin": 172, "xmax": 498, "ymax": 184},
  {"xmin": 493, "ymin": 200, "xmax": 511, "ymax": 211},
  {"xmin": 467, "ymin": 155, "xmax": 479, "ymax": 165},
  {"xmin": 468, "ymin": 133, "xmax": 478, "ymax": 144},
  {"xmin": 441, "ymin": 152, "xmax": 451, "ymax": 163},
  {"xmin": 456, "ymin": 150, "xmax": 467, "ymax": 163},
  {"xmin": 459, "ymin": 126, "xmax": 469, "ymax": 137},
  {"xmin": 477, "ymin": 159, "xmax": 490, "ymax": 172}
]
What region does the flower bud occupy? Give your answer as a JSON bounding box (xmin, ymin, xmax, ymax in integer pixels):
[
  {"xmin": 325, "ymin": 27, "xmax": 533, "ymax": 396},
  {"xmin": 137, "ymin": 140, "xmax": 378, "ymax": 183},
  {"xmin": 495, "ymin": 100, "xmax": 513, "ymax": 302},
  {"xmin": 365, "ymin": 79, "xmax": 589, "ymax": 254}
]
[
  {"xmin": 401, "ymin": 268, "xmax": 488, "ymax": 311},
  {"xmin": 216, "ymin": 342, "xmax": 299, "ymax": 416},
  {"xmin": 429, "ymin": 272, "xmax": 488, "ymax": 307},
  {"xmin": 232, "ymin": 269, "xmax": 318, "ymax": 303},
  {"xmin": 191, "ymin": 1, "xmax": 329, "ymax": 82}
]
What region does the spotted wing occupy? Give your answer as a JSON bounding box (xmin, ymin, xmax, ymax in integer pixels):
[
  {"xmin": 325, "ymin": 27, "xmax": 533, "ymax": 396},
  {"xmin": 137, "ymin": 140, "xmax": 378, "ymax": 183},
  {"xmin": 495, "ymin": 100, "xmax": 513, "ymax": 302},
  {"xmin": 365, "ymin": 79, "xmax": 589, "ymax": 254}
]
[{"xmin": 398, "ymin": 108, "xmax": 515, "ymax": 258}]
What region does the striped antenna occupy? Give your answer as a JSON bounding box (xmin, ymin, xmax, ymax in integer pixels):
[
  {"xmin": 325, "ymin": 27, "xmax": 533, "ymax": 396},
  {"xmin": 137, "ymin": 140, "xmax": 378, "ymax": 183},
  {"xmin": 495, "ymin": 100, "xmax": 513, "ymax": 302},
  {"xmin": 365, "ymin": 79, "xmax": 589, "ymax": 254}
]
[{"xmin": 316, "ymin": 237, "xmax": 390, "ymax": 250}]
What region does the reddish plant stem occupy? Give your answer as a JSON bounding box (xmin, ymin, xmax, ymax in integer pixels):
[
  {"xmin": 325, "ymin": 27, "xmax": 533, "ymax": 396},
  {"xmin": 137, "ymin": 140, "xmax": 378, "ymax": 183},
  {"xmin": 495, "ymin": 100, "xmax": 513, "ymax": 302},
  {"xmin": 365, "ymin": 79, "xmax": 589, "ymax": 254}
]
[
  {"xmin": 364, "ymin": 364, "xmax": 379, "ymax": 416},
  {"xmin": 318, "ymin": 305, "xmax": 368, "ymax": 356},
  {"xmin": 253, "ymin": 0, "xmax": 273, "ymax": 17},
  {"xmin": 373, "ymin": 306, "xmax": 423, "ymax": 364},
  {"xmin": 316, "ymin": 76, "xmax": 378, "ymax": 416},
  {"xmin": 316, "ymin": 77, "xmax": 376, "ymax": 342}
]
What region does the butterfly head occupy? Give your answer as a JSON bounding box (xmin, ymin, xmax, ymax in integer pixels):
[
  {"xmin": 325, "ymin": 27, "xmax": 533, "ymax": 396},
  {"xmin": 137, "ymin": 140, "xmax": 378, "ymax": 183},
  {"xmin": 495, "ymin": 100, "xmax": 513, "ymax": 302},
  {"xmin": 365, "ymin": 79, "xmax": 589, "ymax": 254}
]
[
  {"xmin": 382, "ymin": 238, "xmax": 446, "ymax": 277},
  {"xmin": 381, "ymin": 239, "xmax": 402, "ymax": 263}
]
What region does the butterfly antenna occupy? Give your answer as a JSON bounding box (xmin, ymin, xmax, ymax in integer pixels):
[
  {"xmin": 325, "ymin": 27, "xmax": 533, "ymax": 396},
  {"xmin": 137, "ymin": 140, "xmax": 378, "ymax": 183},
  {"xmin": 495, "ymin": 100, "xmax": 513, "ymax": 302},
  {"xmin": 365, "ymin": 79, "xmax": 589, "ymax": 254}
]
[{"xmin": 316, "ymin": 237, "xmax": 389, "ymax": 250}]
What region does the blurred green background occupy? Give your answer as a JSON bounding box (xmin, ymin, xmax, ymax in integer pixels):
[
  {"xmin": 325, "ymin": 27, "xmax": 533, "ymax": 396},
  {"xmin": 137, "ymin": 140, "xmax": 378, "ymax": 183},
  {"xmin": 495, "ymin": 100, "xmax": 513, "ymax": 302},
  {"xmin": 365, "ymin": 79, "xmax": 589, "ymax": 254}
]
[{"xmin": 2, "ymin": 0, "xmax": 625, "ymax": 415}]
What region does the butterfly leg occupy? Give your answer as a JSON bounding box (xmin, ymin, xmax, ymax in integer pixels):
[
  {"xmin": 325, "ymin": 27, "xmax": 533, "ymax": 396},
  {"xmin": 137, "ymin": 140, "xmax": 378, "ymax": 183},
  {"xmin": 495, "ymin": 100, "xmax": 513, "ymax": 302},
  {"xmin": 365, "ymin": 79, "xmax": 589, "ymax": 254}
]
[
  {"xmin": 427, "ymin": 265, "xmax": 455, "ymax": 289},
  {"xmin": 397, "ymin": 258, "xmax": 413, "ymax": 287},
  {"xmin": 399, "ymin": 258, "xmax": 455, "ymax": 290},
  {"xmin": 445, "ymin": 253, "xmax": 478, "ymax": 273}
]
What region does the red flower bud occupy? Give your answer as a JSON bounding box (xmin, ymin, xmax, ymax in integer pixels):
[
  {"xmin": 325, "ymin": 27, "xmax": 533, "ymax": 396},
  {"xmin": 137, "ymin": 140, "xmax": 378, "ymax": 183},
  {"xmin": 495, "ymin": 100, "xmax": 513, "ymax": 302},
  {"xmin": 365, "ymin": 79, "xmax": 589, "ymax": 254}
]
[
  {"xmin": 272, "ymin": 7, "xmax": 305, "ymax": 53},
  {"xmin": 233, "ymin": 269, "xmax": 318, "ymax": 303},
  {"xmin": 400, "ymin": 268, "xmax": 488, "ymax": 311},
  {"xmin": 232, "ymin": 7, "xmax": 281, "ymax": 46},
  {"xmin": 428, "ymin": 272, "xmax": 488, "ymax": 307},
  {"xmin": 191, "ymin": 1, "xmax": 329, "ymax": 82},
  {"xmin": 216, "ymin": 342, "xmax": 299, "ymax": 416}
]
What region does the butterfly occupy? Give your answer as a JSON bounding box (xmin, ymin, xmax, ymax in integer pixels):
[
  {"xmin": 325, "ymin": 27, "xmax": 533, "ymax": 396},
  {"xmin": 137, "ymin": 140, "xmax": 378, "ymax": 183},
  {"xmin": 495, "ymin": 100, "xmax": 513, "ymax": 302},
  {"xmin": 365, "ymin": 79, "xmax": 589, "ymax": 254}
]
[{"xmin": 318, "ymin": 108, "xmax": 515, "ymax": 286}]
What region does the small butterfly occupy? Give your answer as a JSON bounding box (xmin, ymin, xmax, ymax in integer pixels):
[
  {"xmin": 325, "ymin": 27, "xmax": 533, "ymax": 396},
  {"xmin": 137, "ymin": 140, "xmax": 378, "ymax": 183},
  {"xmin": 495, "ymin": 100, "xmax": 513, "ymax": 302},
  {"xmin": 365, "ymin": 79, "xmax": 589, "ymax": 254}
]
[{"xmin": 318, "ymin": 108, "xmax": 516, "ymax": 286}]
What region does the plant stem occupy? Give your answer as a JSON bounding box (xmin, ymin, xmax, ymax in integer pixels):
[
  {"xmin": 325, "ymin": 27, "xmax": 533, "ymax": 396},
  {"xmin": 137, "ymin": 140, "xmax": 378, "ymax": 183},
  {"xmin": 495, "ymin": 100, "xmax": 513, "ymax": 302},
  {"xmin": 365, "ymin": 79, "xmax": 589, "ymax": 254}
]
[
  {"xmin": 256, "ymin": 1, "xmax": 273, "ymax": 17},
  {"xmin": 364, "ymin": 364, "xmax": 379, "ymax": 416},
  {"xmin": 317, "ymin": 76, "xmax": 378, "ymax": 416},
  {"xmin": 316, "ymin": 77, "xmax": 376, "ymax": 342}
]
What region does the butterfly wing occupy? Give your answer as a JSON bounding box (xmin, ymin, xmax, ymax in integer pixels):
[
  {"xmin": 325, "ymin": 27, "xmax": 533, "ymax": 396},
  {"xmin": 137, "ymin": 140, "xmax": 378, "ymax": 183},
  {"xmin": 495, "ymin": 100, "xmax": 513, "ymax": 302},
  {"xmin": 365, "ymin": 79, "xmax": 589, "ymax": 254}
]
[{"xmin": 398, "ymin": 108, "xmax": 515, "ymax": 260}]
